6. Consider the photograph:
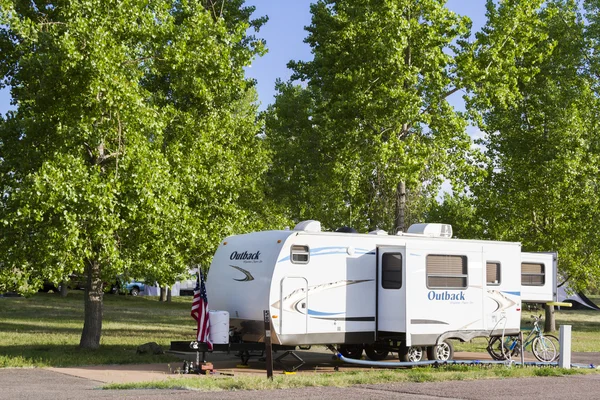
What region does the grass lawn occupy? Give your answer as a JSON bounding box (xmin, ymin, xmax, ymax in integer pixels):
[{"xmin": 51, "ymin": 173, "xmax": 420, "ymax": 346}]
[
  {"xmin": 0, "ymin": 291, "xmax": 193, "ymax": 367},
  {"xmin": 2, "ymin": 292, "xmax": 600, "ymax": 369},
  {"xmin": 107, "ymin": 366, "xmax": 587, "ymax": 391}
]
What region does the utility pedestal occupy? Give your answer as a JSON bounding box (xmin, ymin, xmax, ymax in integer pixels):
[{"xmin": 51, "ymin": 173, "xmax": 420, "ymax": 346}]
[{"xmin": 559, "ymin": 325, "xmax": 572, "ymax": 369}]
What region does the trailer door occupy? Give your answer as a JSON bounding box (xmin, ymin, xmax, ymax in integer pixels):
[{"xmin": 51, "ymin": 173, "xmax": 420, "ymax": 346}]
[
  {"xmin": 279, "ymin": 277, "xmax": 308, "ymax": 336},
  {"xmin": 376, "ymin": 246, "xmax": 406, "ymax": 337}
]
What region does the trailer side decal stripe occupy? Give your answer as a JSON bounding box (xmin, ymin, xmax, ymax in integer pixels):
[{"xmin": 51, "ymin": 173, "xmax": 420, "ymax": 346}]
[
  {"xmin": 410, "ymin": 319, "xmax": 449, "ymax": 325},
  {"xmin": 307, "ymin": 310, "xmax": 344, "ymax": 316},
  {"xmin": 309, "ymin": 316, "xmax": 376, "ymax": 322},
  {"xmin": 278, "ymin": 247, "xmax": 375, "ymax": 262},
  {"xmin": 229, "ymin": 265, "xmax": 255, "ymax": 282}
]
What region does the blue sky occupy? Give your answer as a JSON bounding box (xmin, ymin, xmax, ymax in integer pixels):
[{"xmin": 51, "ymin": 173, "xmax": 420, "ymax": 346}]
[{"xmin": 0, "ymin": 1, "xmax": 487, "ymax": 115}]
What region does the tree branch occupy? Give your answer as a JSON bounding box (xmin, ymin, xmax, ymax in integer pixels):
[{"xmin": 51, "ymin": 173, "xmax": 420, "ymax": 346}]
[{"xmin": 420, "ymin": 86, "xmax": 462, "ymax": 117}]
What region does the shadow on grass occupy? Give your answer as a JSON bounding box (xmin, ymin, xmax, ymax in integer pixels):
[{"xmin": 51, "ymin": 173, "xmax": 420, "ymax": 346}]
[
  {"xmin": 0, "ymin": 344, "xmax": 183, "ymax": 368},
  {"xmin": 0, "ymin": 321, "xmax": 82, "ymax": 334},
  {"xmin": 0, "ymin": 292, "xmax": 194, "ymax": 327},
  {"xmin": 0, "ymin": 321, "xmax": 193, "ymax": 338},
  {"xmin": 556, "ymin": 310, "xmax": 600, "ymax": 333}
]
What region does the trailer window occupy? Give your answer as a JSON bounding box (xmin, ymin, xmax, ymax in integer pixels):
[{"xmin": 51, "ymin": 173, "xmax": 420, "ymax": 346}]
[
  {"xmin": 426, "ymin": 255, "xmax": 468, "ymax": 289},
  {"xmin": 522, "ymin": 263, "xmax": 545, "ymax": 286},
  {"xmin": 486, "ymin": 262, "xmax": 501, "ymax": 286},
  {"xmin": 291, "ymin": 245, "xmax": 310, "ymax": 264},
  {"xmin": 382, "ymin": 253, "xmax": 402, "ymax": 289}
]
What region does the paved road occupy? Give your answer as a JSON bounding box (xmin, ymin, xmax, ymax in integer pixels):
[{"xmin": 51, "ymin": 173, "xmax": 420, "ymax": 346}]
[{"xmin": 2, "ymin": 368, "xmax": 600, "ymax": 400}]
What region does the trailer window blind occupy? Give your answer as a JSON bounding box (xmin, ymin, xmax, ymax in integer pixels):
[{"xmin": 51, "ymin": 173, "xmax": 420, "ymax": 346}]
[
  {"xmin": 291, "ymin": 245, "xmax": 310, "ymax": 264},
  {"xmin": 486, "ymin": 262, "xmax": 501, "ymax": 285},
  {"xmin": 426, "ymin": 255, "xmax": 467, "ymax": 289},
  {"xmin": 382, "ymin": 253, "xmax": 402, "ymax": 289},
  {"xmin": 521, "ymin": 262, "xmax": 545, "ymax": 286}
]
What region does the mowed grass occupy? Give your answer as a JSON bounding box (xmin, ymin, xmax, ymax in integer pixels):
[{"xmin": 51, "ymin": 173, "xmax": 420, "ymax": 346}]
[
  {"xmin": 106, "ymin": 365, "xmax": 588, "ymax": 391},
  {"xmin": 2, "ymin": 292, "xmax": 600, "ymax": 368},
  {"xmin": 0, "ymin": 291, "xmax": 193, "ymax": 367}
]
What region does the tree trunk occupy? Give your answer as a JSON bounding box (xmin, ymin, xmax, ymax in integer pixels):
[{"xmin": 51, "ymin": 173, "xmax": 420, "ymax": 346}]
[
  {"xmin": 394, "ymin": 181, "xmax": 406, "ymax": 233},
  {"xmin": 160, "ymin": 286, "xmax": 167, "ymax": 302},
  {"xmin": 544, "ymin": 303, "xmax": 556, "ymax": 333},
  {"xmin": 79, "ymin": 259, "xmax": 104, "ymax": 349},
  {"xmin": 167, "ymin": 287, "xmax": 172, "ymax": 302},
  {"xmin": 60, "ymin": 280, "xmax": 68, "ymax": 297}
]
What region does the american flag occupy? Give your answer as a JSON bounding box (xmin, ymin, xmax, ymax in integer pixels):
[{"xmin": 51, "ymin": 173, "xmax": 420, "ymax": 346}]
[{"xmin": 191, "ymin": 269, "xmax": 212, "ymax": 350}]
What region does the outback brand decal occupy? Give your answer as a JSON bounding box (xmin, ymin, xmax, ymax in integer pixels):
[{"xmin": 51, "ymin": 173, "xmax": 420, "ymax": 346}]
[
  {"xmin": 229, "ymin": 265, "xmax": 255, "ymax": 282},
  {"xmin": 230, "ymin": 250, "xmax": 261, "ymax": 262},
  {"xmin": 428, "ymin": 291, "xmax": 465, "ymax": 301}
]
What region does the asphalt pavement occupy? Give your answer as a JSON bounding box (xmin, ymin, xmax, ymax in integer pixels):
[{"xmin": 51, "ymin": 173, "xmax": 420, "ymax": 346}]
[{"xmin": 3, "ymin": 368, "xmax": 600, "ymax": 400}]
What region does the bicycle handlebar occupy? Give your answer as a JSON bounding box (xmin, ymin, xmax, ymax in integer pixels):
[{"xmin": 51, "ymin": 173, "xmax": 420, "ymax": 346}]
[{"xmin": 530, "ymin": 315, "xmax": 543, "ymax": 326}]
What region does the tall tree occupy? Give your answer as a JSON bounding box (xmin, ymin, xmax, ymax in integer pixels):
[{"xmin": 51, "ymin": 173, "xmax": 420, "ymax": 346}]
[
  {"xmin": 0, "ymin": 0, "xmax": 270, "ymax": 348},
  {"xmin": 265, "ymin": 0, "xmax": 544, "ymax": 233},
  {"xmin": 470, "ymin": 0, "xmax": 600, "ymax": 291}
]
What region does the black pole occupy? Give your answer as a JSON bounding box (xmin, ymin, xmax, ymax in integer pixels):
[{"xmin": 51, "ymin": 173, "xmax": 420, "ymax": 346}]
[{"xmin": 264, "ymin": 310, "xmax": 274, "ymax": 379}]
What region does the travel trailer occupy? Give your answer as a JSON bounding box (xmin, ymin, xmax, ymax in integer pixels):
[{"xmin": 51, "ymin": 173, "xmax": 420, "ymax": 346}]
[{"xmin": 204, "ymin": 220, "xmax": 557, "ymax": 362}]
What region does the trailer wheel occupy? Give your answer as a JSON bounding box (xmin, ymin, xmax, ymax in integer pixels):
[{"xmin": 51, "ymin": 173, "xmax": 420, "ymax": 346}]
[
  {"xmin": 338, "ymin": 344, "xmax": 364, "ymax": 359},
  {"xmin": 399, "ymin": 345, "xmax": 424, "ymax": 362},
  {"xmin": 365, "ymin": 344, "xmax": 389, "ymax": 361},
  {"xmin": 427, "ymin": 340, "xmax": 454, "ymax": 361}
]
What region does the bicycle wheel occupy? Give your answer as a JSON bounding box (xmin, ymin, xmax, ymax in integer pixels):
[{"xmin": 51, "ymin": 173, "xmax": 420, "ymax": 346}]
[
  {"xmin": 532, "ymin": 336, "xmax": 557, "ymax": 362},
  {"xmin": 544, "ymin": 334, "xmax": 560, "ymax": 361},
  {"xmin": 487, "ymin": 337, "xmax": 515, "ymax": 360}
]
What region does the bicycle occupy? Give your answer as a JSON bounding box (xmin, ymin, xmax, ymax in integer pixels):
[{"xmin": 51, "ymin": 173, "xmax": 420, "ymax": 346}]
[{"xmin": 487, "ymin": 315, "xmax": 559, "ymax": 362}]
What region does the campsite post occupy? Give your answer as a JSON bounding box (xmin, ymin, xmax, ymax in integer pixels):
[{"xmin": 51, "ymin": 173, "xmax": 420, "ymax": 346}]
[{"xmin": 264, "ymin": 310, "xmax": 274, "ymax": 379}]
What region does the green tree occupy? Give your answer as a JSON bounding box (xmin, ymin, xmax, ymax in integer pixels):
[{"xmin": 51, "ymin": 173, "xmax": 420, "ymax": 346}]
[
  {"xmin": 470, "ymin": 0, "xmax": 600, "ymax": 291},
  {"xmin": 265, "ymin": 0, "xmax": 544, "ymax": 233},
  {"xmin": 0, "ymin": 0, "xmax": 269, "ymax": 348},
  {"xmin": 425, "ymin": 193, "xmax": 484, "ymax": 239}
]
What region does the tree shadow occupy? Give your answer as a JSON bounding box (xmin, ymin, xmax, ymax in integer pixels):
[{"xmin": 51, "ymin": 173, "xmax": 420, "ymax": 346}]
[{"xmin": 0, "ymin": 344, "xmax": 182, "ymax": 367}]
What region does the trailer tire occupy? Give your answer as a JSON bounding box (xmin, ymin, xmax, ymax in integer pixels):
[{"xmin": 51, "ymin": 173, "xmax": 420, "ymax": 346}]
[
  {"xmin": 427, "ymin": 340, "xmax": 454, "ymax": 361},
  {"xmin": 365, "ymin": 344, "xmax": 389, "ymax": 361},
  {"xmin": 399, "ymin": 345, "xmax": 424, "ymax": 362},
  {"xmin": 338, "ymin": 344, "xmax": 363, "ymax": 359}
]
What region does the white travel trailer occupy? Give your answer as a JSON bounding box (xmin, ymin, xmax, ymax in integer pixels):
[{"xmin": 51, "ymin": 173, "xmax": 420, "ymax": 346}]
[{"xmin": 206, "ymin": 220, "xmax": 557, "ymax": 361}]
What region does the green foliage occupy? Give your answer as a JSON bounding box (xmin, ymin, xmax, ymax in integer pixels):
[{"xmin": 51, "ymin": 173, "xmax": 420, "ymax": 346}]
[
  {"xmin": 425, "ymin": 193, "xmax": 484, "ymax": 239},
  {"xmin": 0, "ymin": 0, "xmax": 275, "ymax": 345},
  {"xmin": 463, "ymin": 0, "xmax": 600, "ymax": 290},
  {"xmin": 265, "ymin": 0, "xmax": 537, "ymax": 233}
]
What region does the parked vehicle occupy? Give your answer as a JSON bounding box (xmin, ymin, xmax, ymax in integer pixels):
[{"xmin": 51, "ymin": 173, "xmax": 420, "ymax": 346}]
[
  {"xmin": 41, "ymin": 274, "xmax": 109, "ymax": 293},
  {"xmin": 125, "ymin": 280, "xmax": 145, "ymax": 296},
  {"xmin": 177, "ymin": 269, "xmax": 198, "ymax": 295},
  {"xmin": 113, "ymin": 277, "xmax": 146, "ymax": 296},
  {"xmin": 205, "ymin": 220, "xmax": 557, "ymax": 362}
]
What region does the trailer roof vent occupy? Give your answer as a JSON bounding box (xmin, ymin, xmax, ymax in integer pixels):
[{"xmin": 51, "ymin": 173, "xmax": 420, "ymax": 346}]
[
  {"xmin": 368, "ymin": 229, "xmax": 388, "ymax": 235},
  {"xmin": 294, "ymin": 220, "xmax": 322, "ymax": 232},
  {"xmin": 406, "ymin": 223, "xmax": 453, "ymax": 238}
]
